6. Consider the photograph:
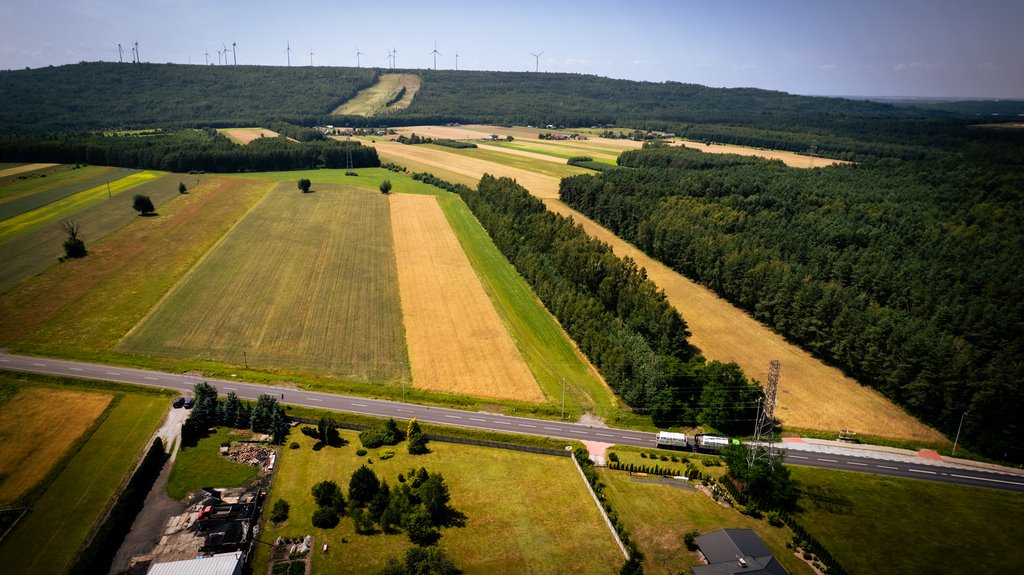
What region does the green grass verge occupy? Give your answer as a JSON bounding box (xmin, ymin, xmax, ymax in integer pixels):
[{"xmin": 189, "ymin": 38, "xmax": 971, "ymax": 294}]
[
  {"xmin": 252, "ymin": 427, "xmax": 623, "ymax": 574},
  {"xmin": 789, "ymin": 465, "xmax": 1024, "ymax": 575},
  {"xmin": 0, "ymin": 390, "xmax": 167, "ymax": 575},
  {"xmin": 595, "ymin": 467, "xmax": 813, "ymax": 575},
  {"xmin": 166, "ymin": 427, "xmax": 261, "ymax": 500}
]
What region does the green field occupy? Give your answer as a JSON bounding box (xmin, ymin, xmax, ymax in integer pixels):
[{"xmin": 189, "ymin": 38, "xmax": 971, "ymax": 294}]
[
  {"xmin": 252, "ymin": 428, "xmax": 623, "ymax": 574},
  {"xmin": 0, "ymin": 171, "xmax": 182, "ymax": 292},
  {"xmin": 484, "ymin": 140, "xmax": 620, "ymax": 163},
  {"xmin": 0, "ymin": 165, "xmax": 139, "ymax": 220},
  {"xmin": 120, "ymin": 181, "xmax": 406, "ymax": 381},
  {"xmin": 166, "ymin": 427, "xmax": 261, "ymax": 500},
  {"xmin": 595, "ymin": 466, "xmax": 812, "ymax": 575},
  {"xmin": 0, "ymin": 383, "xmax": 168, "ymax": 575},
  {"xmin": 789, "ymin": 466, "xmax": 1024, "ymax": 574},
  {"xmin": 432, "ymin": 145, "xmax": 590, "ymax": 179}
]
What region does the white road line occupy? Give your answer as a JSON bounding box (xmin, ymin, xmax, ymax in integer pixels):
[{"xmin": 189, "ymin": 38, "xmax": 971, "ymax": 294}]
[
  {"xmin": 397, "ymin": 409, "xmax": 413, "ymax": 413},
  {"xmin": 469, "ymin": 417, "xmax": 486, "ymax": 422},
  {"xmin": 70, "ymin": 367, "xmax": 83, "ymax": 371},
  {"xmin": 848, "ymin": 462, "xmax": 868, "ymax": 466},
  {"xmin": 306, "ymin": 397, "xmax": 323, "ymax": 402},
  {"xmin": 909, "ymin": 468, "xmax": 936, "ymax": 475},
  {"xmin": 543, "ymin": 427, "xmax": 561, "ymax": 431},
  {"xmin": 225, "ymin": 387, "xmax": 238, "ymax": 391},
  {"xmin": 492, "ymin": 420, "xmax": 510, "ymax": 425},
  {"xmin": 817, "ymin": 458, "xmax": 838, "ymax": 463},
  {"xmin": 445, "ymin": 415, "xmax": 462, "ymax": 419},
  {"xmin": 877, "ymin": 465, "xmax": 898, "ymax": 470},
  {"xmin": 950, "ymin": 473, "xmax": 1024, "ymax": 486},
  {"xmin": 0, "ymin": 358, "xmax": 9, "ymax": 362},
  {"xmin": 33, "ymin": 363, "xmax": 46, "ymax": 366},
  {"xmin": 106, "ymin": 372, "xmax": 120, "ymax": 375},
  {"xmin": 351, "ymin": 403, "xmax": 367, "ymax": 407},
  {"xmin": 595, "ymin": 433, "xmax": 615, "ymax": 438},
  {"xmin": 788, "ymin": 455, "xmax": 809, "ymax": 459},
  {"xmin": 518, "ymin": 424, "xmax": 536, "ymax": 428},
  {"xmin": 145, "ymin": 376, "xmax": 158, "ymax": 380}
]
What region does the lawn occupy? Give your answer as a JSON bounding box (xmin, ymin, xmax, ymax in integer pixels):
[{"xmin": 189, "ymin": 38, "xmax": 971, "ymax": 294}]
[
  {"xmin": 789, "ymin": 466, "xmax": 1024, "ymax": 574},
  {"xmin": 595, "ymin": 466, "xmax": 813, "ymax": 575},
  {"xmin": 0, "ymin": 390, "xmax": 167, "ymax": 575},
  {"xmin": 120, "ymin": 181, "xmax": 406, "ymax": 381},
  {"xmin": 252, "ymin": 428, "xmax": 624, "ymax": 574},
  {"xmin": 166, "ymin": 427, "xmax": 261, "ymax": 500}
]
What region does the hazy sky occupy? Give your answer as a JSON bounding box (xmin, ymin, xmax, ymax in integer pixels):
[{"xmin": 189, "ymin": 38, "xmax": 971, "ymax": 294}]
[{"xmin": 2, "ymin": 0, "xmax": 1022, "ymax": 99}]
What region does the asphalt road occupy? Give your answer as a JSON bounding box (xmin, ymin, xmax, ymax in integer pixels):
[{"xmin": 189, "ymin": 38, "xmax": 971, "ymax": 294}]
[{"xmin": 3, "ymin": 351, "xmax": 1022, "ymax": 493}]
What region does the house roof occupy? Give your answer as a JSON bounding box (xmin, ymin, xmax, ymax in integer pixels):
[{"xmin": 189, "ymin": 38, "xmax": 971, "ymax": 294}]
[
  {"xmin": 692, "ymin": 529, "xmax": 789, "ymax": 575},
  {"xmin": 146, "ymin": 551, "xmax": 242, "ymax": 575}
]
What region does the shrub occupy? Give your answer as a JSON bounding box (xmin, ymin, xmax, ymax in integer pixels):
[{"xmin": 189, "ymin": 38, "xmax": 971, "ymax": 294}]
[
  {"xmin": 608, "ymin": 452, "xmax": 619, "ymax": 463},
  {"xmin": 270, "ymin": 499, "xmax": 290, "ymax": 523},
  {"xmin": 766, "ymin": 510, "xmax": 784, "ymax": 527},
  {"xmin": 349, "ymin": 465, "xmax": 380, "ymax": 504},
  {"xmin": 289, "ymin": 442, "xmax": 300, "ymax": 449},
  {"xmin": 132, "ymin": 194, "xmax": 155, "ymax": 215},
  {"xmin": 301, "ymin": 426, "xmax": 319, "ymax": 439},
  {"xmin": 356, "ymin": 448, "xmax": 367, "ymax": 456},
  {"xmin": 379, "ymin": 179, "xmax": 392, "ymax": 194},
  {"xmin": 378, "ymin": 447, "xmax": 395, "ymax": 460},
  {"xmin": 311, "ymin": 506, "xmax": 340, "ymax": 529},
  {"xmin": 359, "ymin": 418, "xmax": 402, "ymax": 448},
  {"xmin": 684, "ymin": 530, "xmax": 700, "ymax": 551},
  {"xmin": 297, "ymin": 178, "xmax": 311, "ymax": 193},
  {"xmin": 640, "ymin": 452, "xmax": 647, "ymax": 459},
  {"xmin": 345, "ymin": 171, "xmax": 358, "ymax": 176}
]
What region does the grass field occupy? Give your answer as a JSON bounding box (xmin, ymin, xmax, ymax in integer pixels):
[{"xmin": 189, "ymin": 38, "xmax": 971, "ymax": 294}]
[
  {"xmin": 0, "ymin": 165, "xmax": 139, "ymax": 219},
  {"xmin": 0, "ymin": 171, "xmax": 184, "ymax": 292},
  {"xmin": 334, "ymin": 73, "xmax": 421, "ymax": 116},
  {"xmin": 430, "ymin": 145, "xmax": 588, "ymax": 179},
  {"xmin": 1, "ymin": 177, "xmax": 272, "ymax": 354},
  {"xmin": 789, "ymin": 466, "xmax": 1024, "ymax": 574},
  {"xmin": 0, "ymin": 387, "xmax": 112, "ymax": 504},
  {"xmin": 596, "ymin": 467, "xmax": 813, "ymax": 575},
  {"xmin": 120, "ymin": 181, "xmax": 406, "ymax": 381},
  {"xmin": 166, "ymin": 427, "xmax": 261, "ymax": 500},
  {"xmin": 0, "ymin": 170, "xmax": 164, "ymax": 243},
  {"xmin": 252, "ymin": 429, "xmax": 623, "ymax": 574},
  {"xmin": 0, "ymin": 391, "xmax": 167, "ymax": 575},
  {"xmin": 372, "ymin": 137, "xmax": 943, "ymax": 441},
  {"xmin": 391, "ymin": 193, "xmax": 542, "ymax": 401}
]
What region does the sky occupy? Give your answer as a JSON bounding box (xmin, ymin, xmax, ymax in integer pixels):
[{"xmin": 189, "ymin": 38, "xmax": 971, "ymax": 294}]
[{"xmin": 1, "ymin": 0, "xmax": 1022, "ymax": 99}]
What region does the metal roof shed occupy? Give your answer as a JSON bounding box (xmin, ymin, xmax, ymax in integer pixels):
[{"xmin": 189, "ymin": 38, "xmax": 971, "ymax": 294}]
[{"xmin": 146, "ymin": 551, "xmax": 243, "ymax": 575}]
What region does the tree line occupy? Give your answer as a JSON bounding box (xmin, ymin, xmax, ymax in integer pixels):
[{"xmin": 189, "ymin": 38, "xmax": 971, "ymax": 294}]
[
  {"xmin": 457, "ymin": 175, "xmax": 762, "ymax": 432},
  {"xmin": 560, "ymin": 141, "xmax": 1024, "ymax": 461},
  {"xmin": 0, "ymin": 129, "xmax": 380, "ymax": 172}
]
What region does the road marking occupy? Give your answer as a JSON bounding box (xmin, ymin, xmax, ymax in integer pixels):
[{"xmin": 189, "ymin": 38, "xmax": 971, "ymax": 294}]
[
  {"xmin": 469, "ymin": 417, "xmax": 486, "ymax": 422},
  {"xmin": 566, "ymin": 429, "xmax": 585, "ymax": 434},
  {"xmin": 543, "ymin": 426, "xmax": 561, "ymax": 431},
  {"xmin": 877, "ymin": 465, "xmax": 898, "ymax": 470},
  {"xmin": 445, "ymin": 415, "xmax": 462, "ymax": 419},
  {"xmin": 225, "ymin": 387, "xmax": 238, "ymax": 391},
  {"xmin": 33, "ymin": 362, "xmax": 46, "ymax": 366},
  {"xmin": 788, "ymin": 455, "xmax": 809, "ymax": 459},
  {"xmin": 909, "ymin": 468, "xmax": 936, "ymax": 475},
  {"xmin": 351, "ymin": 403, "xmax": 367, "ymax": 407},
  {"xmin": 817, "ymin": 458, "xmax": 838, "ymax": 463},
  {"xmin": 595, "ymin": 433, "xmax": 614, "ymax": 438},
  {"xmin": 0, "ymin": 358, "xmax": 8, "ymax": 362},
  {"xmin": 518, "ymin": 424, "xmax": 536, "ymax": 428},
  {"xmin": 145, "ymin": 376, "xmax": 158, "ymax": 381},
  {"xmin": 492, "ymin": 420, "xmax": 509, "ymax": 425},
  {"xmin": 106, "ymin": 372, "xmax": 120, "ymax": 376},
  {"xmin": 70, "ymin": 367, "xmax": 83, "ymax": 371},
  {"xmin": 848, "ymin": 462, "xmax": 868, "ymax": 466},
  {"xmin": 397, "ymin": 409, "xmax": 413, "ymax": 413},
  {"xmin": 306, "ymin": 397, "xmax": 323, "ymax": 402},
  {"xmin": 950, "ymin": 473, "xmax": 1024, "ymax": 486}
]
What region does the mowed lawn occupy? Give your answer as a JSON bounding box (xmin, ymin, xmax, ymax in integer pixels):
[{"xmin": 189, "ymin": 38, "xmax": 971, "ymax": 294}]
[
  {"xmin": 252, "ymin": 429, "xmax": 623, "ymax": 574},
  {"xmin": 391, "ymin": 193, "xmax": 543, "ymax": 402},
  {"xmin": 166, "ymin": 427, "xmax": 260, "ymax": 500},
  {"xmin": 0, "ymin": 392, "xmax": 167, "ymax": 575},
  {"xmin": 120, "ymin": 182, "xmax": 406, "ymax": 381},
  {"xmin": 0, "ymin": 387, "xmax": 112, "ymax": 503},
  {"xmin": 595, "ymin": 467, "xmax": 813, "ymax": 575},
  {"xmin": 789, "ymin": 466, "xmax": 1024, "ymax": 575}
]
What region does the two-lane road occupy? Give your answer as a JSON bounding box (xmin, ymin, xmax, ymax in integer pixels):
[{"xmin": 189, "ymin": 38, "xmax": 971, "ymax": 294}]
[{"xmin": 3, "ymin": 351, "xmax": 1023, "ymax": 492}]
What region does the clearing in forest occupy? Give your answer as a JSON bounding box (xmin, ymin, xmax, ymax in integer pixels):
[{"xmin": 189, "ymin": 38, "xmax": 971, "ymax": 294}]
[
  {"xmin": 370, "ymin": 136, "xmax": 943, "ymax": 442},
  {"xmin": 390, "ymin": 193, "xmax": 543, "ymax": 402},
  {"xmin": 0, "ymin": 387, "xmax": 112, "ymax": 503},
  {"xmin": 119, "ymin": 182, "xmax": 405, "ymax": 381},
  {"xmin": 219, "ymin": 127, "xmax": 283, "ymax": 144},
  {"xmin": 333, "ymin": 73, "xmax": 421, "ymax": 116}
]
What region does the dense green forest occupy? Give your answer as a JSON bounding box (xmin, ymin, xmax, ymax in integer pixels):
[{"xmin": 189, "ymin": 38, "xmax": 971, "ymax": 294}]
[
  {"xmin": 0, "ymin": 129, "xmax": 380, "ymax": 172},
  {"xmin": 459, "ymin": 175, "xmax": 762, "ymax": 433},
  {"xmin": 560, "ymin": 140, "xmax": 1024, "ymax": 461}
]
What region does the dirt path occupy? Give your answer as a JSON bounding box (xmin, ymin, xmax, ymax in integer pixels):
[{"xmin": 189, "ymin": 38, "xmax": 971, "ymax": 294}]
[
  {"xmin": 371, "ymin": 139, "xmax": 944, "ymax": 441},
  {"xmin": 107, "ymin": 406, "xmax": 189, "ymax": 574}
]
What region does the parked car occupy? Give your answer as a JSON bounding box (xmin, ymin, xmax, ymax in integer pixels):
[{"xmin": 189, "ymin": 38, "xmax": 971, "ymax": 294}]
[
  {"xmin": 173, "ymin": 397, "xmax": 185, "ymax": 408},
  {"xmin": 183, "ymin": 397, "xmax": 194, "ymax": 409}
]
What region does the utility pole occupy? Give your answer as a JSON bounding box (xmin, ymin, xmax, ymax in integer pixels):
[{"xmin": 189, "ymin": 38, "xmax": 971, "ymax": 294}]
[
  {"xmin": 952, "ymin": 410, "xmax": 968, "ymax": 456},
  {"xmin": 561, "ymin": 379, "xmax": 565, "ymax": 419}
]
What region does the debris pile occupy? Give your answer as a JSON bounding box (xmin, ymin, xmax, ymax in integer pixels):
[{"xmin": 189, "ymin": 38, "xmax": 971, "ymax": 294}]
[{"xmin": 223, "ymin": 442, "xmax": 274, "ymax": 467}]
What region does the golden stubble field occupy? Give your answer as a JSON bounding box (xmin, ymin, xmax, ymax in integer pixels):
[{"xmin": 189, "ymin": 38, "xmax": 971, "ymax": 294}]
[
  {"xmin": 0, "ymin": 388, "xmax": 112, "ymax": 503},
  {"xmin": 333, "ymin": 73, "xmax": 421, "ymax": 116},
  {"xmin": 220, "ymin": 128, "xmax": 283, "ymax": 144},
  {"xmin": 373, "ymin": 136, "xmax": 944, "ymax": 442},
  {"xmin": 119, "ymin": 183, "xmax": 406, "ymax": 381},
  {"xmin": 390, "ymin": 193, "xmax": 544, "ymax": 402}
]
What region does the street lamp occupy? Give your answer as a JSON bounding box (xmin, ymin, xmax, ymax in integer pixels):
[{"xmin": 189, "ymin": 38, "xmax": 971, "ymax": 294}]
[{"xmin": 952, "ymin": 410, "xmax": 968, "ymax": 456}]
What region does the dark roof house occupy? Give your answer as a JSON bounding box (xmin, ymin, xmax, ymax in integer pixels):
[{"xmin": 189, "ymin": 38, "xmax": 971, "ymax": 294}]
[{"xmin": 692, "ymin": 528, "xmax": 789, "ymax": 575}]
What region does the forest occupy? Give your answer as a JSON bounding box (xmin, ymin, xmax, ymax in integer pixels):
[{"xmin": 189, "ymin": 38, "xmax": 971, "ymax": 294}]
[
  {"xmin": 0, "ymin": 129, "xmax": 380, "ymax": 172},
  {"xmin": 559, "ymin": 139, "xmax": 1024, "ymax": 461},
  {"xmin": 458, "ymin": 175, "xmax": 763, "ymax": 433}
]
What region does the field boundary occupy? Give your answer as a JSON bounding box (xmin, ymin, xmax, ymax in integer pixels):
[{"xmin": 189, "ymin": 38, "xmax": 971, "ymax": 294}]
[{"xmin": 571, "ymin": 453, "xmax": 629, "ymax": 559}]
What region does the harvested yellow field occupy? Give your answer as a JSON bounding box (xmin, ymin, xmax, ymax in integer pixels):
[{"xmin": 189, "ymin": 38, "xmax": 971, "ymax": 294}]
[
  {"xmin": 0, "ymin": 163, "xmax": 58, "ymax": 178},
  {"xmin": 334, "ymin": 73, "xmax": 421, "ymax": 116},
  {"xmin": 374, "ymin": 136, "xmax": 943, "ymax": 441},
  {"xmin": 390, "ymin": 193, "xmax": 543, "ymax": 402},
  {"xmin": 0, "ymin": 388, "xmax": 112, "ymax": 503},
  {"xmin": 674, "ymin": 140, "xmax": 849, "ymax": 168},
  {"xmin": 220, "ymin": 127, "xmax": 282, "ymax": 144}
]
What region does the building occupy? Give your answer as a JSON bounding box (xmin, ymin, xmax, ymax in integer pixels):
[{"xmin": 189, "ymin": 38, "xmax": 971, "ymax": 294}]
[
  {"xmin": 692, "ymin": 528, "xmax": 789, "ymax": 575},
  {"xmin": 147, "ymin": 551, "xmax": 243, "ymax": 575}
]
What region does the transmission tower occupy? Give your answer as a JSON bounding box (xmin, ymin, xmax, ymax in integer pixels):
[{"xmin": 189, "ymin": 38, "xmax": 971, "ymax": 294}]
[{"xmin": 748, "ymin": 360, "xmax": 780, "ymax": 467}]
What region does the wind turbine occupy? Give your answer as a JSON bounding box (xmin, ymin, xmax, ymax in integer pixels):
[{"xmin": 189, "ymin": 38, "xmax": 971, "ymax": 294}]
[
  {"xmin": 115, "ymin": 42, "xmax": 123, "ymax": 63},
  {"xmin": 217, "ymin": 48, "xmax": 223, "ymax": 65},
  {"xmin": 392, "ymin": 47, "xmax": 398, "ymax": 69},
  {"xmin": 222, "ymin": 43, "xmax": 230, "ymax": 65},
  {"xmin": 356, "ymin": 46, "xmax": 364, "ymax": 68},
  {"xmin": 134, "ymin": 41, "xmax": 140, "ymax": 63},
  {"xmin": 205, "ymin": 50, "xmax": 210, "ymax": 65},
  {"xmin": 455, "ymin": 51, "xmax": 459, "ymax": 71},
  {"xmin": 286, "ymin": 41, "xmax": 292, "ymax": 67},
  {"xmin": 530, "ymin": 51, "xmax": 543, "ymax": 73},
  {"xmin": 309, "ymin": 49, "xmax": 315, "ymax": 67},
  {"xmin": 232, "ymin": 40, "xmax": 237, "ymax": 65},
  {"xmin": 431, "ymin": 41, "xmax": 441, "ymax": 70}
]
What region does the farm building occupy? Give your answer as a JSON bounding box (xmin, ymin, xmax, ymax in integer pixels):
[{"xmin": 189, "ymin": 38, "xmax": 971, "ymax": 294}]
[
  {"xmin": 146, "ymin": 551, "xmax": 243, "ymax": 575},
  {"xmin": 692, "ymin": 528, "xmax": 789, "ymax": 575}
]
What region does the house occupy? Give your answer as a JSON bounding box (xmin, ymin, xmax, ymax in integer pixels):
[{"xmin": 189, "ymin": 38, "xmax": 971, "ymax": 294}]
[{"xmin": 692, "ymin": 528, "xmax": 789, "ymax": 575}]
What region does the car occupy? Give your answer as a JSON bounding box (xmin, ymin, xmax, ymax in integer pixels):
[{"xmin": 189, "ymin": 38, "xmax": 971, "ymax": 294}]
[
  {"xmin": 183, "ymin": 397, "xmax": 194, "ymax": 409},
  {"xmin": 173, "ymin": 397, "xmax": 185, "ymax": 408}
]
